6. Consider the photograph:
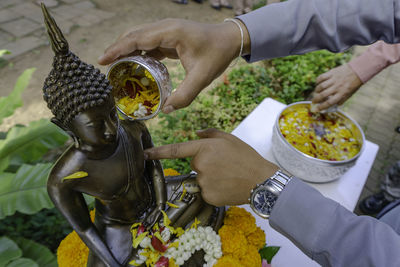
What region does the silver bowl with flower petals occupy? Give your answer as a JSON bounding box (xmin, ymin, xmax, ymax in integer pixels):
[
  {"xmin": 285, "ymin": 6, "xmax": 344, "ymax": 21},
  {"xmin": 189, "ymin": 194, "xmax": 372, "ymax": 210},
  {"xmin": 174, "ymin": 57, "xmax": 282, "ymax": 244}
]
[{"xmin": 271, "ymin": 101, "xmax": 365, "ymax": 183}]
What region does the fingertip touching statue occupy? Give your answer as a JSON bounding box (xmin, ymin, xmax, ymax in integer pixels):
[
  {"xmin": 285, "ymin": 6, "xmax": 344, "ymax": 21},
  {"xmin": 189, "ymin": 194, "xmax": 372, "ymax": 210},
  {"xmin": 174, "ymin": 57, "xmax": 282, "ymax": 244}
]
[{"xmin": 41, "ymin": 4, "xmax": 224, "ymax": 267}]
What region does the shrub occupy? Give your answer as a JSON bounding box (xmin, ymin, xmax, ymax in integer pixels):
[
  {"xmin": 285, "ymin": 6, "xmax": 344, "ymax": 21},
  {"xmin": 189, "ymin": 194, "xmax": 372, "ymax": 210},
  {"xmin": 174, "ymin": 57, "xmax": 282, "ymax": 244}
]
[{"xmin": 151, "ymin": 50, "xmax": 351, "ymax": 173}]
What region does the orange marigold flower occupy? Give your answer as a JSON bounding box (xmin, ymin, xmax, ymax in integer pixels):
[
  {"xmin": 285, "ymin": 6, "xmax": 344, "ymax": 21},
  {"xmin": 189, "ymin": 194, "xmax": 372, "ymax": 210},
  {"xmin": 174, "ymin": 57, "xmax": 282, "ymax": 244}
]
[
  {"xmin": 218, "ymin": 225, "xmax": 248, "ymax": 258},
  {"xmin": 214, "ymin": 255, "xmax": 242, "ymax": 267},
  {"xmin": 57, "ymin": 209, "xmax": 95, "ymax": 267},
  {"xmin": 224, "ymin": 207, "xmax": 257, "ymax": 236},
  {"xmin": 163, "ymin": 168, "xmax": 180, "ymax": 176},
  {"xmin": 239, "ymin": 245, "xmax": 262, "ymax": 267},
  {"xmin": 247, "ymin": 226, "xmax": 266, "ymax": 250}
]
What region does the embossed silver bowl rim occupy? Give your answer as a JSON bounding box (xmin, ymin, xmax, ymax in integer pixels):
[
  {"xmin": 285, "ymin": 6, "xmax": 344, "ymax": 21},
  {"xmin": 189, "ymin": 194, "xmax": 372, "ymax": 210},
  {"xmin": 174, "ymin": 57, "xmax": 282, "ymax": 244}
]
[
  {"xmin": 273, "ymin": 101, "xmax": 365, "ymax": 167},
  {"xmin": 106, "ymin": 55, "xmax": 172, "ymax": 121}
]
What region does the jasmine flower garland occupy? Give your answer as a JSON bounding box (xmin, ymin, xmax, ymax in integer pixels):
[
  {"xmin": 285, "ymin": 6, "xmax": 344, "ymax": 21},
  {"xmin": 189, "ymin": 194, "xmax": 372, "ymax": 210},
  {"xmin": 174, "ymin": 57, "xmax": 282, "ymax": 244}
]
[{"xmin": 164, "ymin": 226, "xmax": 222, "ymax": 266}]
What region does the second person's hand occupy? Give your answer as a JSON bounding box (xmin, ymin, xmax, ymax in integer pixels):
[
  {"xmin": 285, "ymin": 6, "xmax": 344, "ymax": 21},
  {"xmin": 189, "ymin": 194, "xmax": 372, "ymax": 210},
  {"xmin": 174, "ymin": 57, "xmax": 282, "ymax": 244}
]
[
  {"xmin": 143, "ymin": 128, "xmax": 279, "ymax": 207},
  {"xmin": 98, "ymin": 19, "xmax": 250, "ymax": 114},
  {"xmin": 312, "ymin": 64, "xmax": 363, "ymax": 112}
]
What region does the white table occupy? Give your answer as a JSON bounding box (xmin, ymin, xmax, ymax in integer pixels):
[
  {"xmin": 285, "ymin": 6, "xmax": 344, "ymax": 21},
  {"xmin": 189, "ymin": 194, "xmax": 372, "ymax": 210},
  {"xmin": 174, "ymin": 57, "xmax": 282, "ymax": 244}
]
[{"xmin": 231, "ymin": 98, "xmax": 379, "ymax": 267}]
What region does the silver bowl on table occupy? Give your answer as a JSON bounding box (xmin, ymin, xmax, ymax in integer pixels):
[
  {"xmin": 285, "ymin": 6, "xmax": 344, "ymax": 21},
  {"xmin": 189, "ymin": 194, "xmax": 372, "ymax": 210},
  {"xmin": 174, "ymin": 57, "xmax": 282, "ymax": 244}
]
[{"xmin": 271, "ymin": 101, "xmax": 365, "ymax": 183}]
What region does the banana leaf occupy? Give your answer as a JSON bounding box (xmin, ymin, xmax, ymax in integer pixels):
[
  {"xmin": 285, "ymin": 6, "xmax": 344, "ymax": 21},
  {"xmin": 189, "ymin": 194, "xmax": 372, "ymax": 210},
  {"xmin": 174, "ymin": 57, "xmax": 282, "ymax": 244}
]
[
  {"xmin": 12, "ymin": 237, "xmax": 57, "ymax": 267},
  {"xmin": 0, "ymin": 119, "xmax": 69, "ymax": 172},
  {"xmin": 0, "ymin": 163, "xmax": 54, "ymax": 219},
  {"xmin": 6, "ymin": 258, "xmax": 39, "ymax": 267},
  {"xmin": 0, "ymin": 236, "xmax": 22, "ymax": 266},
  {"xmin": 0, "ymin": 68, "xmax": 36, "ymax": 125}
]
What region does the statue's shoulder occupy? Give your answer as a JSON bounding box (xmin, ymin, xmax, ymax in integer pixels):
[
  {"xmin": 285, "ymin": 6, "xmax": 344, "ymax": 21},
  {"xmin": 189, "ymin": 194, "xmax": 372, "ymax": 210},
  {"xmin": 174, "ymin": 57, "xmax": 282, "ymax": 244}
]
[{"xmin": 48, "ymin": 145, "xmax": 86, "ymax": 183}]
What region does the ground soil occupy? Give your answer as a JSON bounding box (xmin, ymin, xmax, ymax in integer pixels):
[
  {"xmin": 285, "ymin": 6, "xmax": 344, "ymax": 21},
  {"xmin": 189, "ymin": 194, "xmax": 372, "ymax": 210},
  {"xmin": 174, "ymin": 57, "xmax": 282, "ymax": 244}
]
[{"xmin": 0, "ymin": 0, "xmax": 236, "ymax": 131}]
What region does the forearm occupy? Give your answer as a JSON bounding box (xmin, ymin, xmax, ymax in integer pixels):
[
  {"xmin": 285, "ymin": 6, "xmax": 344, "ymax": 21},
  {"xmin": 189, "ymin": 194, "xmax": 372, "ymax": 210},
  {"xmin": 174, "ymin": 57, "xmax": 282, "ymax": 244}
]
[
  {"xmin": 78, "ymin": 227, "xmax": 121, "ymax": 267},
  {"xmin": 270, "ymin": 178, "xmax": 400, "ymax": 266},
  {"xmin": 348, "ymin": 41, "xmax": 400, "ymax": 83},
  {"xmin": 238, "ymin": 0, "xmax": 400, "ymax": 62},
  {"xmin": 49, "ymin": 187, "xmax": 120, "ymax": 266},
  {"xmin": 152, "ymin": 159, "xmax": 167, "ymax": 207}
]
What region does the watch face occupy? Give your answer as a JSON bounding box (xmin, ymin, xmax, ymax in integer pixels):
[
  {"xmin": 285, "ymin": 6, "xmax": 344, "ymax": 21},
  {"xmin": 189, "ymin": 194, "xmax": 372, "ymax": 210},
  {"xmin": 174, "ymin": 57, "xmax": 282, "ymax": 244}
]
[{"xmin": 251, "ymin": 187, "xmax": 278, "ymax": 217}]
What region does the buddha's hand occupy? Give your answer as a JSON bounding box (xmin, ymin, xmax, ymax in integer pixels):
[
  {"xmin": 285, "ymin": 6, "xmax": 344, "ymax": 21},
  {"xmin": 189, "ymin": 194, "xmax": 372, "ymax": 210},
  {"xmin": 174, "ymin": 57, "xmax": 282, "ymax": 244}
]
[
  {"xmin": 312, "ymin": 64, "xmax": 362, "ymax": 112},
  {"xmin": 144, "ymin": 129, "xmax": 279, "ymax": 207},
  {"xmin": 98, "ymin": 18, "xmax": 250, "ymax": 114},
  {"xmin": 143, "ymin": 206, "xmax": 163, "ymax": 229}
]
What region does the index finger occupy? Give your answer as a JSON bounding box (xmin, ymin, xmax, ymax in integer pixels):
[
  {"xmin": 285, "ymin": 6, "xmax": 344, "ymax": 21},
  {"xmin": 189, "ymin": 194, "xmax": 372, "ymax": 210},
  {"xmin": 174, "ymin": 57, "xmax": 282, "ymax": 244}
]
[{"xmin": 144, "ymin": 139, "xmax": 205, "ymax": 160}]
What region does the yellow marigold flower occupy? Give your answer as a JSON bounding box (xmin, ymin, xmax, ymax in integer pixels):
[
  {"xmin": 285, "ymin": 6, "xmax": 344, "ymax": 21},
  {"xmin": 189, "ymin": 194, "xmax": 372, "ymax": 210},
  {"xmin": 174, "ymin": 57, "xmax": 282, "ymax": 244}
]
[
  {"xmin": 214, "ymin": 255, "xmax": 242, "ymax": 267},
  {"xmin": 224, "ymin": 207, "xmax": 257, "ymax": 236},
  {"xmin": 247, "ymin": 226, "xmax": 266, "ymax": 250},
  {"xmin": 218, "ymin": 225, "xmax": 248, "ymax": 258},
  {"xmin": 239, "ymin": 245, "xmax": 262, "ymax": 267},
  {"xmin": 57, "ymin": 230, "xmax": 89, "ymax": 267},
  {"xmin": 163, "ymin": 168, "xmax": 180, "ymax": 176},
  {"xmin": 57, "ymin": 210, "xmax": 95, "ymax": 267}
]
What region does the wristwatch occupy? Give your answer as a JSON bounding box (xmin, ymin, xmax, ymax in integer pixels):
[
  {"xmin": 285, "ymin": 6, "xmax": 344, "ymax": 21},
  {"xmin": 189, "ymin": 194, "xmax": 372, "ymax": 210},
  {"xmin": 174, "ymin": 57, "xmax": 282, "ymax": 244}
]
[{"xmin": 249, "ymin": 170, "xmax": 292, "ymax": 219}]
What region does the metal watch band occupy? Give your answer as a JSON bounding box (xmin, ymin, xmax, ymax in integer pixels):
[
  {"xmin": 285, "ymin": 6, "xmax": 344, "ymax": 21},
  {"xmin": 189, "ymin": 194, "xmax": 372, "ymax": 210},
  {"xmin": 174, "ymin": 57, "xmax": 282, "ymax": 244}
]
[{"xmin": 267, "ymin": 169, "xmax": 292, "ymax": 193}]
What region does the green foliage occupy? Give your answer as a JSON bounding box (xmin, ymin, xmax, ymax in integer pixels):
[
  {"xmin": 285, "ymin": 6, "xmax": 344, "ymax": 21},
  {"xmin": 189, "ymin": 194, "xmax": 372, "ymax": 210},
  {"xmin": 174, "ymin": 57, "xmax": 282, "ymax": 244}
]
[
  {"xmin": 265, "ymin": 50, "xmax": 351, "ymax": 103},
  {"xmin": 151, "ymin": 50, "xmax": 350, "ymax": 173},
  {"xmin": 253, "ymin": 0, "xmax": 266, "ymax": 10},
  {"xmin": 0, "ymin": 236, "xmax": 21, "ymax": 266},
  {"xmin": 259, "ymin": 245, "xmax": 280, "ymax": 264},
  {"xmin": 0, "ymin": 163, "xmax": 54, "ymax": 219},
  {"xmin": 0, "ymin": 119, "xmax": 69, "ymax": 172},
  {"xmin": 0, "ymin": 68, "xmax": 36, "ymax": 125},
  {"xmin": 0, "ymin": 50, "xmax": 11, "ymax": 57},
  {"xmin": 0, "ymin": 60, "xmax": 70, "ymax": 258},
  {"xmin": 0, "ymin": 236, "xmax": 56, "ymax": 267}
]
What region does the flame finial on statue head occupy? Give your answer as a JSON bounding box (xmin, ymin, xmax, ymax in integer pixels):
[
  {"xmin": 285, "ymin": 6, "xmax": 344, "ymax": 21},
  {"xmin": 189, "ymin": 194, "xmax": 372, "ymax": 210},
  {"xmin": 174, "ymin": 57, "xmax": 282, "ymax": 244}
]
[{"xmin": 41, "ymin": 3, "xmax": 69, "ymax": 55}]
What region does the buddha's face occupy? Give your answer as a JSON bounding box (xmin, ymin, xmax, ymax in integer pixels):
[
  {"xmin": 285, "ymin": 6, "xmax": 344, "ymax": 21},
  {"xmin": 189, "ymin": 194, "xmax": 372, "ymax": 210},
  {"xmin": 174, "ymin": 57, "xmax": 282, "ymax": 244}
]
[{"xmin": 69, "ymin": 102, "xmax": 119, "ymax": 156}]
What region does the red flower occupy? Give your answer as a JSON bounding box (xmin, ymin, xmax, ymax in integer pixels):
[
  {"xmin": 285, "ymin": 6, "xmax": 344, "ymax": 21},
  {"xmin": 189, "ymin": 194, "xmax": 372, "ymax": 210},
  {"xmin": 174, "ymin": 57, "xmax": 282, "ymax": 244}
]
[
  {"xmin": 151, "ymin": 236, "xmax": 168, "ymax": 252},
  {"xmin": 155, "ymin": 256, "xmax": 169, "ymax": 267}
]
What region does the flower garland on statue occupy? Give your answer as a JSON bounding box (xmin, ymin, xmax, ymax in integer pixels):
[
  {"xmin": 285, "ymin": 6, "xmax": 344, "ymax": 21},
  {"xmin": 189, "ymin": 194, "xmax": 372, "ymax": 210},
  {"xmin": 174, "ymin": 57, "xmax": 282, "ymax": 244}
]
[{"xmin": 56, "ymin": 169, "xmax": 278, "ymax": 267}]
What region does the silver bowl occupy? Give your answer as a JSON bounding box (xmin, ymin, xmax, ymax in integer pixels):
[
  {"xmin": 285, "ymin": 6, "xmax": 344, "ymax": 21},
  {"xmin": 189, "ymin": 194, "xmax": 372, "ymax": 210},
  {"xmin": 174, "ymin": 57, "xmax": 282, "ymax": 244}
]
[
  {"xmin": 271, "ymin": 101, "xmax": 365, "ymax": 183},
  {"xmin": 106, "ymin": 55, "xmax": 172, "ymax": 121}
]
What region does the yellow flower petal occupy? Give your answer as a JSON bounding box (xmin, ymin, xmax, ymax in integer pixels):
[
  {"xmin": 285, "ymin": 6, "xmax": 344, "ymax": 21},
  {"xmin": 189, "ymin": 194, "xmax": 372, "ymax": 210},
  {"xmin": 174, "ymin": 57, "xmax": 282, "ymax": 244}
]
[
  {"xmin": 190, "ymin": 217, "xmax": 201, "ymax": 229},
  {"xmin": 161, "ymin": 210, "xmax": 171, "ymax": 227},
  {"xmin": 166, "ymin": 201, "xmax": 179, "ymax": 209},
  {"xmin": 132, "ymin": 232, "xmax": 149, "ymax": 248},
  {"xmin": 62, "ymin": 171, "xmax": 88, "ymax": 181}
]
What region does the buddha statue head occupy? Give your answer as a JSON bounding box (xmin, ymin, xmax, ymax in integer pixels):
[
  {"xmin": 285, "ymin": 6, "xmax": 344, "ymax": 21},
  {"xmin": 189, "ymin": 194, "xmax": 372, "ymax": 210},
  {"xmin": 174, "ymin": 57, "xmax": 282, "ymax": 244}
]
[{"xmin": 41, "ymin": 4, "xmax": 119, "ymax": 158}]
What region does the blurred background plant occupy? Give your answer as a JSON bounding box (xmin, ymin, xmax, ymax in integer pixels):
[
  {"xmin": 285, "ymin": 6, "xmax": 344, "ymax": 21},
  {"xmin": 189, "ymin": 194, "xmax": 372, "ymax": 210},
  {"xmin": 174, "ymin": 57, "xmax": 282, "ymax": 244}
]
[{"xmin": 0, "ymin": 50, "xmax": 70, "ymax": 266}]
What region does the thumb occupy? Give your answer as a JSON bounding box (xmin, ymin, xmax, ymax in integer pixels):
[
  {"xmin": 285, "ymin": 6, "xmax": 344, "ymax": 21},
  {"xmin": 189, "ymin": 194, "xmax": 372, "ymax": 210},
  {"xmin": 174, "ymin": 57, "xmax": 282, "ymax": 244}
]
[{"xmin": 162, "ymin": 65, "xmax": 210, "ymax": 114}]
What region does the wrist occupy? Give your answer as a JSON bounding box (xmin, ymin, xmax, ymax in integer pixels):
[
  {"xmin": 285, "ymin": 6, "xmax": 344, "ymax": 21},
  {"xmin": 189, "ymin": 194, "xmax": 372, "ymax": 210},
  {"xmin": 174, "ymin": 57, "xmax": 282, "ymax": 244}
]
[{"xmin": 222, "ymin": 19, "xmax": 251, "ymax": 58}]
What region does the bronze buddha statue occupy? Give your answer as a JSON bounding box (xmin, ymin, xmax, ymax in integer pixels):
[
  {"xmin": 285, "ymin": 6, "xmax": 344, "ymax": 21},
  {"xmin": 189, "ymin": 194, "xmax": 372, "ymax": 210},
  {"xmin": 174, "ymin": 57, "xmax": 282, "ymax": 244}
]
[{"xmin": 41, "ymin": 4, "xmax": 223, "ymax": 267}]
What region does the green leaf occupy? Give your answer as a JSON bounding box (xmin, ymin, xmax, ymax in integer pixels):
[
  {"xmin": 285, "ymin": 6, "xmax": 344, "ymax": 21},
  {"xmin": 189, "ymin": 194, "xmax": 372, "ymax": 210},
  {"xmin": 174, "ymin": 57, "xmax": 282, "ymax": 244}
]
[
  {"xmin": 0, "ymin": 68, "xmax": 36, "ymax": 124},
  {"xmin": 11, "ymin": 237, "xmax": 57, "ymax": 267},
  {"xmin": 0, "ymin": 236, "xmax": 22, "ymax": 266},
  {"xmin": 259, "ymin": 245, "xmax": 280, "ymax": 264},
  {"xmin": 6, "ymin": 258, "xmax": 39, "ymax": 267},
  {"xmin": 0, "ymin": 119, "xmax": 68, "ymax": 170},
  {"xmin": 0, "ymin": 50, "xmax": 11, "ymax": 57},
  {"xmin": 0, "ymin": 163, "xmax": 54, "ymax": 219},
  {"xmin": 0, "ymin": 157, "xmax": 9, "ymax": 172}
]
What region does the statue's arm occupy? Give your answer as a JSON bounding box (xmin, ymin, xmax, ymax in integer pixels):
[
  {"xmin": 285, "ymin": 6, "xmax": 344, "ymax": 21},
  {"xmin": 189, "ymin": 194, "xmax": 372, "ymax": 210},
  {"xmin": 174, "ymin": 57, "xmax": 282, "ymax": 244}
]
[
  {"xmin": 140, "ymin": 125, "xmax": 166, "ymax": 219},
  {"xmin": 47, "ymin": 173, "xmax": 122, "ymax": 267}
]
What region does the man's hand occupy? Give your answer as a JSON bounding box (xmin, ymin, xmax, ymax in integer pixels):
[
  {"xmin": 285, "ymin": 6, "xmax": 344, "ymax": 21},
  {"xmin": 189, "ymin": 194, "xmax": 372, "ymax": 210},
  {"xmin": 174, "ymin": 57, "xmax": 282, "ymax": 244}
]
[
  {"xmin": 144, "ymin": 129, "xmax": 279, "ymax": 207},
  {"xmin": 98, "ymin": 19, "xmax": 250, "ymax": 114},
  {"xmin": 312, "ymin": 64, "xmax": 363, "ymax": 112}
]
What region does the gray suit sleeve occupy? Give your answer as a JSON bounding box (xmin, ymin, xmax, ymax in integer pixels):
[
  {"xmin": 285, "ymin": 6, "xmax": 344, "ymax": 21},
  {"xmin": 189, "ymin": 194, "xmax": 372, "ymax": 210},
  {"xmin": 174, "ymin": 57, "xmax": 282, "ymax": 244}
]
[
  {"xmin": 269, "ymin": 178, "xmax": 400, "ymax": 267},
  {"xmin": 238, "ymin": 0, "xmax": 400, "ymax": 62}
]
